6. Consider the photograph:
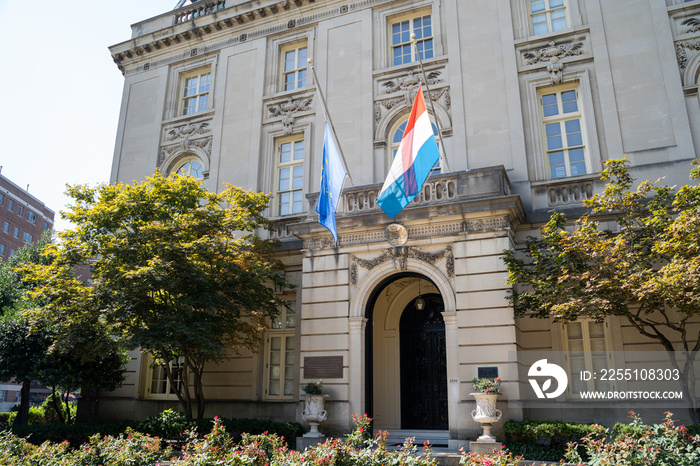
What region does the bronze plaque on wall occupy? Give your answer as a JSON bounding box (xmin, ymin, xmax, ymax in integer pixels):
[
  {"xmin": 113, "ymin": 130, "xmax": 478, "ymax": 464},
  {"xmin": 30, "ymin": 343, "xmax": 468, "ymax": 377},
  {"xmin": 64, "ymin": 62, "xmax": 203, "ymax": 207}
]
[{"xmin": 303, "ymin": 356, "xmax": 344, "ymax": 379}]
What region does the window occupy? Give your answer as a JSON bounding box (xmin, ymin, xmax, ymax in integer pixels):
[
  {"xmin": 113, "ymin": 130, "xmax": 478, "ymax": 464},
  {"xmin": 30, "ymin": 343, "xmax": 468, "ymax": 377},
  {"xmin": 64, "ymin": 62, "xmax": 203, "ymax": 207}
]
[
  {"xmin": 0, "ymin": 244, "xmax": 5, "ymax": 256},
  {"xmin": 281, "ymin": 43, "xmax": 308, "ymax": 91},
  {"xmin": 148, "ymin": 356, "xmax": 185, "ymax": 397},
  {"xmin": 275, "ymin": 137, "xmax": 305, "ymax": 216},
  {"xmin": 530, "ymin": 0, "xmax": 567, "ymax": 35},
  {"xmin": 0, "ymin": 193, "xmax": 4, "ymax": 205},
  {"xmin": 44, "ymin": 222, "xmax": 51, "ymax": 231},
  {"xmin": 390, "ymin": 13, "xmax": 433, "ymax": 66},
  {"xmin": 0, "ymin": 390, "xmax": 6, "ymax": 402},
  {"xmin": 265, "ymin": 301, "xmax": 296, "ymax": 399},
  {"xmin": 22, "ymin": 232, "xmax": 33, "ymax": 244},
  {"xmin": 564, "ymin": 320, "xmax": 611, "ymax": 394},
  {"xmin": 7, "ymin": 199, "xmax": 14, "ymax": 212},
  {"xmin": 180, "ymin": 68, "xmax": 211, "ymax": 115},
  {"xmin": 539, "ymin": 85, "xmax": 587, "ymax": 179},
  {"xmin": 13, "ymin": 227, "xmax": 19, "ymax": 239},
  {"xmin": 391, "ymin": 118, "xmax": 441, "ymax": 174},
  {"xmin": 17, "ymin": 206, "xmax": 23, "ymax": 217},
  {"xmin": 2, "ymin": 222, "xmax": 8, "ymax": 234},
  {"xmin": 175, "ymin": 158, "xmax": 204, "ymax": 178},
  {"xmin": 27, "ymin": 211, "xmax": 36, "ymax": 224}
]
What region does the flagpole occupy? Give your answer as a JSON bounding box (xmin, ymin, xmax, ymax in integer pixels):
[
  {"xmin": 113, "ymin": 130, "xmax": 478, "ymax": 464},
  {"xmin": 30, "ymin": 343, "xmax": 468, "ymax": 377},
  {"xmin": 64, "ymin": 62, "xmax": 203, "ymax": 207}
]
[
  {"xmin": 411, "ymin": 34, "xmax": 452, "ymax": 173},
  {"xmin": 308, "ymin": 59, "xmax": 355, "ymax": 187}
]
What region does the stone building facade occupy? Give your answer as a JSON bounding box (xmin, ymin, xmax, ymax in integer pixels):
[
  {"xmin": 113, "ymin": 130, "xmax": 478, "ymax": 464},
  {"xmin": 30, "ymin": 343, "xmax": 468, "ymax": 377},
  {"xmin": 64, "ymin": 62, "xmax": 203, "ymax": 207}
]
[{"xmin": 106, "ymin": 0, "xmax": 700, "ymax": 446}]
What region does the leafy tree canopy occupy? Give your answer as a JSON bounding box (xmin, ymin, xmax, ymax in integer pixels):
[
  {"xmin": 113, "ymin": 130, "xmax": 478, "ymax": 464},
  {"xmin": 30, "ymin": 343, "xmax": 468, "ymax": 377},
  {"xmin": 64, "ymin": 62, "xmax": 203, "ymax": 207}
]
[
  {"xmin": 28, "ymin": 173, "xmax": 290, "ymax": 419},
  {"xmin": 503, "ymin": 158, "xmax": 700, "ymax": 421}
]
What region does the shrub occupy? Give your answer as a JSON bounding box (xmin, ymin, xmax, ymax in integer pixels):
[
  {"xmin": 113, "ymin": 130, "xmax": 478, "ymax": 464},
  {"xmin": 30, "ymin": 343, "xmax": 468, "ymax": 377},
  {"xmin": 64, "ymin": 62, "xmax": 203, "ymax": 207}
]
[
  {"xmin": 503, "ymin": 419, "xmax": 605, "ymax": 461},
  {"xmin": 69, "ymin": 428, "xmax": 171, "ymax": 466},
  {"xmin": 565, "ymin": 412, "xmax": 700, "ymax": 466},
  {"xmin": 460, "ymin": 448, "xmax": 522, "ymax": 465},
  {"xmin": 41, "ymin": 392, "xmax": 76, "ymax": 424}
]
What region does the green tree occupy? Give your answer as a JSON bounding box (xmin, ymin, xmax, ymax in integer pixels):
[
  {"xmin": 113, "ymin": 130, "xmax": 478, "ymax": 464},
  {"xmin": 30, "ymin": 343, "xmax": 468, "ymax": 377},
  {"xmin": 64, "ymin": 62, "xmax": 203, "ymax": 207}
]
[
  {"xmin": 0, "ymin": 313, "xmax": 50, "ymax": 425},
  {"xmin": 0, "ymin": 236, "xmax": 53, "ymax": 425},
  {"xmin": 503, "ymin": 158, "xmax": 700, "ymax": 422},
  {"xmin": 32, "ymin": 173, "xmax": 289, "ymax": 419}
]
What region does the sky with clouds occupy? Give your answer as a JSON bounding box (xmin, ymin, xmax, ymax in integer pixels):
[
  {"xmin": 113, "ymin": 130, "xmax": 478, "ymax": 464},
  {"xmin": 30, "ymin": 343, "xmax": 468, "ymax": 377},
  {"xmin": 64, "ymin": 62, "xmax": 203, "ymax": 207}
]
[{"xmin": 0, "ymin": 0, "xmax": 178, "ymax": 231}]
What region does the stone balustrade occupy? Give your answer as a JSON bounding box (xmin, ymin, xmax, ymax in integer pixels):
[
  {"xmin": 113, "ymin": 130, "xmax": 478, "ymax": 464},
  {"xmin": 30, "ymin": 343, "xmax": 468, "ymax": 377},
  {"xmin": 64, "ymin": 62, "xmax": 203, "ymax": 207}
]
[{"xmin": 175, "ymin": 0, "xmax": 226, "ymax": 24}]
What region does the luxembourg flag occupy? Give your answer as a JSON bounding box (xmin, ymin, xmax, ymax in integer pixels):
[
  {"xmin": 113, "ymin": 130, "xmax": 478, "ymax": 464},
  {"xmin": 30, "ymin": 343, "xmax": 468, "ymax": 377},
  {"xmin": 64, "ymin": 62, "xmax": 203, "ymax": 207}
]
[{"xmin": 377, "ymin": 85, "xmax": 440, "ymax": 218}]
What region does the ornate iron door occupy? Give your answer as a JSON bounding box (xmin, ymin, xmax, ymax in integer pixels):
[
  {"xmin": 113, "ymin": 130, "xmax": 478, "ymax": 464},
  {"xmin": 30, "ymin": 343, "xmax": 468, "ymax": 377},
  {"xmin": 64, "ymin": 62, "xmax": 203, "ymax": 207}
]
[{"xmin": 400, "ymin": 294, "xmax": 448, "ymax": 430}]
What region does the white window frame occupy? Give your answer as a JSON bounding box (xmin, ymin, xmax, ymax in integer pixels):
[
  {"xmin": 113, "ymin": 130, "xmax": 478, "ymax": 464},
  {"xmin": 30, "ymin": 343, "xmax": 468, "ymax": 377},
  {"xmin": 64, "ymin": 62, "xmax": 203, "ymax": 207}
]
[
  {"xmin": 388, "ymin": 10, "xmax": 434, "ymax": 67},
  {"xmin": 373, "ymin": 3, "xmax": 442, "ymax": 70},
  {"xmin": 274, "ymin": 135, "xmax": 306, "ymax": 217},
  {"xmin": 2, "ymin": 222, "xmax": 9, "ymax": 234},
  {"xmin": 22, "ymin": 232, "xmax": 33, "ymax": 244},
  {"xmin": 280, "ymin": 42, "xmax": 308, "ymax": 92},
  {"xmin": 165, "ymin": 56, "xmax": 218, "ymax": 120},
  {"xmin": 525, "ymin": 70, "xmax": 601, "ymax": 181},
  {"xmin": 263, "ymin": 300, "xmax": 296, "ymax": 400},
  {"xmin": 179, "ymin": 67, "xmax": 212, "ymax": 116},
  {"xmin": 562, "ymin": 319, "xmax": 612, "ymax": 396},
  {"xmin": 145, "ymin": 355, "xmax": 185, "ymax": 399},
  {"xmin": 539, "ymin": 83, "xmax": 589, "ymax": 179},
  {"xmin": 27, "ymin": 211, "xmax": 36, "ymax": 224},
  {"xmin": 529, "ymin": 0, "xmax": 569, "ymax": 36}
]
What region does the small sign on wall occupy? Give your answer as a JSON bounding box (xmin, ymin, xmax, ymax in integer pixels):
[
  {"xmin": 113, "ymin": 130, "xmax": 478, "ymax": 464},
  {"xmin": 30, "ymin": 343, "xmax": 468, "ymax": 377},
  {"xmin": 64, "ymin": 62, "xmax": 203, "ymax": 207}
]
[
  {"xmin": 304, "ymin": 356, "xmax": 344, "ymax": 379},
  {"xmin": 478, "ymin": 366, "xmax": 499, "ymax": 379}
]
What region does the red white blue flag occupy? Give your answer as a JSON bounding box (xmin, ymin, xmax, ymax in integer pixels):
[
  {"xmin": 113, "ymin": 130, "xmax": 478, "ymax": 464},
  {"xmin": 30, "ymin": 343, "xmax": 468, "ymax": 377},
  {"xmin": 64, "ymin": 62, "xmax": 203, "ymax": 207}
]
[{"xmin": 377, "ymin": 85, "xmax": 440, "ymax": 218}]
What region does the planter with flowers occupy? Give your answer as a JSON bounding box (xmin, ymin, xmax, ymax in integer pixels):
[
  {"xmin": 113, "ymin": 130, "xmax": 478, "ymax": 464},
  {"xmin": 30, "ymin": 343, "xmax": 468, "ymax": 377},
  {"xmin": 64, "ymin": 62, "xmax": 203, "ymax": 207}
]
[
  {"xmin": 301, "ymin": 380, "xmax": 327, "ymax": 438},
  {"xmin": 470, "ymin": 377, "xmax": 502, "ymax": 443}
]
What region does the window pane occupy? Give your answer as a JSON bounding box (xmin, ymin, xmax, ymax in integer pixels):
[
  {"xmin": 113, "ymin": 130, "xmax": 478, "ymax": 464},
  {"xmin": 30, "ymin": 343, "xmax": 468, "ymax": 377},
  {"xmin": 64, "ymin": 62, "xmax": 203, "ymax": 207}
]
[
  {"xmin": 279, "ymin": 193, "xmax": 290, "ymax": 216},
  {"xmin": 551, "ymin": 13, "xmax": 567, "ymax": 31},
  {"xmin": 285, "ymin": 50, "xmax": 295, "ymax": 71},
  {"xmin": 270, "ymin": 351, "xmax": 281, "ymax": 366},
  {"xmin": 298, "ymin": 70, "xmax": 307, "ymax": 88},
  {"xmin": 279, "ymin": 167, "xmax": 290, "ymax": 191},
  {"xmin": 292, "ymin": 191, "xmax": 303, "ymax": 214},
  {"xmin": 542, "ymin": 94, "xmax": 559, "ymax": 117},
  {"xmin": 546, "ymin": 123, "xmax": 563, "ymax": 150},
  {"xmin": 294, "ymin": 141, "xmax": 304, "ymax": 160},
  {"xmin": 570, "ymin": 160, "xmax": 586, "ymax": 176},
  {"xmin": 561, "ymin": 91, "xmax": 578, "ymax": 113},
  {"xmin": 292, "ymin": 165, "xmax": 304, "ymax": 189},
  {"xmin": 550, "ymin": 0, "xmax": 565, "ymax": 7},
  {"xmin": 280, "ymin": 142, "xmax": 291, "ymax": 163},
  {"xmin": 569, "ymin": 148, "xmax": 585, "ymax": 162},
  {"xmin": 530, "ymin": 0, "xmax": 546, "ymax": 13},
  {"xmin": 532, "ymin": 14, "xmax": 548, "ymax": 35},
  {"xmin": 565, "ymin": 119, "xmax": 583, "ymax": 147}
]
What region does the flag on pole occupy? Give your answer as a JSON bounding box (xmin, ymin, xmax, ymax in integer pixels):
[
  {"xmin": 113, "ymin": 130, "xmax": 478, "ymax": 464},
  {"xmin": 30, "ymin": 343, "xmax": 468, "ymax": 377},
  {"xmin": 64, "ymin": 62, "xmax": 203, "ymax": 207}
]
[
  {"xmin": 316, "ymin": 122, "xmax": 347, "ymax": 244},
  {"xmin": 377, "ymin": 85, "xmax": 440, "ymax": 218}
]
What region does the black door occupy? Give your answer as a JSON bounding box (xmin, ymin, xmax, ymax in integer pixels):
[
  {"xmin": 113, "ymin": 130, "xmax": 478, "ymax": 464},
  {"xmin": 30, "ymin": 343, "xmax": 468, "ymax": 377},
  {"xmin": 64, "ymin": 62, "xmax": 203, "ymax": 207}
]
[{"xmin": 400, "ymin": 293, "xmax": 448, "ymax": 430}]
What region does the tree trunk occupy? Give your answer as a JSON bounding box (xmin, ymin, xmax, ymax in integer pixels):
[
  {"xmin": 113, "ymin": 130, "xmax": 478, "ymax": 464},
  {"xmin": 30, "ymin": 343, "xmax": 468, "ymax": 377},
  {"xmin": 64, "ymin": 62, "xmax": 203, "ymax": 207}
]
[
  {"xmin": 50, "ymin": 386, "xmax": 65, "ymax": 424},
  {"xmin": 15, "ymin": 380, "xmax": 31, "ymax": 425}
]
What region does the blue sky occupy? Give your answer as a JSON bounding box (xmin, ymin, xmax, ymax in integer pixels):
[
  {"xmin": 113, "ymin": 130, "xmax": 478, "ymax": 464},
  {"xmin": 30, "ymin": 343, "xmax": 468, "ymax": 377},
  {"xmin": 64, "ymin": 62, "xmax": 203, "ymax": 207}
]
[{"xmin": 0, "ymin": 0, "xmax": 176, "ymax": 231}]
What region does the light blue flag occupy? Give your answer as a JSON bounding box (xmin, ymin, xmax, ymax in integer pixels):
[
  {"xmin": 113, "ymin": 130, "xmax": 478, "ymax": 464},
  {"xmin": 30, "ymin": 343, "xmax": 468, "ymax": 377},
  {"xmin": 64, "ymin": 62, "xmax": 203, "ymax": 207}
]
[{"xmin": 316, "ymin": 122, "xmax": 347, "ymax": 245}]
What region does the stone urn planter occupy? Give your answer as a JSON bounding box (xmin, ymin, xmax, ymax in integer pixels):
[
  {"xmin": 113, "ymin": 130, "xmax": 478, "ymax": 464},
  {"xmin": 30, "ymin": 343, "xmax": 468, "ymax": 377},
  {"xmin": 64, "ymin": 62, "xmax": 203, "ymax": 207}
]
[
  {"xmin": 470, "ymin": 392, "xmax": 502, "ymax": 443},
  {"xmin": 301, "ymin": 380, "xmax": 327, "ymax": 438},
  {"xmin": 302, "ymin": 394, "xmax": 328, "ymax": 438}
]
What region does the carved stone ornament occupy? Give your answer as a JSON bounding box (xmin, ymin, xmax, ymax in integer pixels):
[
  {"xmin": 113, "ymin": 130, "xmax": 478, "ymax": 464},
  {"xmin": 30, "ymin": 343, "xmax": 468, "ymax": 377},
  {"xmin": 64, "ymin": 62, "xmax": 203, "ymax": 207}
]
[
  {"xmin": 383, "ymin": 70, "xmax": 443, "ymax": 94},
  {"xmin": 267, "ymin": 96, "xmax": 313, "ymax": 134},
  {"xmin": 386, "ymin": 223, "xmax": 408, "ymax": 246},
  {"xmin": 159, "ymin": 136, "xmax": 213, "ymax": 165},
  {"xmin": 165, "ymin": 121, "xmax": 211, "ymax": 142},
  {"xmin": 351, "ymin": 245, "xmax": 454, "ymax": 286},
  {"xmin": 676, "ymin": 40, "xmax": 700, "ymax": 70},
  {"xmin": 682, "ymin": 17, "xmax": 700, "ymax": 34},
  {"xmin": 523, "ymin": 40, "xmax": 584, "ymax": 85}
]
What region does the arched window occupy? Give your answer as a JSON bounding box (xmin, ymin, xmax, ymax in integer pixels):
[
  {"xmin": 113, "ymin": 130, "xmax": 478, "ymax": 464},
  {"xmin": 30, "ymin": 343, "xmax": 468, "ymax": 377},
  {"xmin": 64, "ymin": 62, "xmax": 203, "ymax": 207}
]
[
  {"xmin": 174, "ymin": 157, "xmax": 204, "ymax": 179},
  {"xmin": 390, "ymin": 118, "xmax": 441, "ymax": 175}
]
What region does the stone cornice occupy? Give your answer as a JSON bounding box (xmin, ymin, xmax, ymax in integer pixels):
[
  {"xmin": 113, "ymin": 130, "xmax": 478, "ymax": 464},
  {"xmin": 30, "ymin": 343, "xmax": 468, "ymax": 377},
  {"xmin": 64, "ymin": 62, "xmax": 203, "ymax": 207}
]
[{"xmin": 109, "ymin": 0, "xmax": 407, "ymax": 75}]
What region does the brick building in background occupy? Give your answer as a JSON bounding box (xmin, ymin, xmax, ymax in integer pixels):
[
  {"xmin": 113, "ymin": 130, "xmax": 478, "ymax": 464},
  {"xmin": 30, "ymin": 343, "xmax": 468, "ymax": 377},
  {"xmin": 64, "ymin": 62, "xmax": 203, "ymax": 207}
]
[{"xmin": 0, "ymin": 171, "xmax": 55, "ymax": 261}]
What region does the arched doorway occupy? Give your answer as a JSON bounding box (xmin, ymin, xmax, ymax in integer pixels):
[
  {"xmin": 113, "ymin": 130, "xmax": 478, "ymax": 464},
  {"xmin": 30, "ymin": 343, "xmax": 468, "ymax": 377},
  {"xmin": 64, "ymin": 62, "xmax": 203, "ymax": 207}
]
[
  {"xmin": 400, "ymin": 294, "xmax": 448, "ymax": 429},
  {"xmin": 368, "ymin": 275, "xmax": 448, "ymax": 432}
]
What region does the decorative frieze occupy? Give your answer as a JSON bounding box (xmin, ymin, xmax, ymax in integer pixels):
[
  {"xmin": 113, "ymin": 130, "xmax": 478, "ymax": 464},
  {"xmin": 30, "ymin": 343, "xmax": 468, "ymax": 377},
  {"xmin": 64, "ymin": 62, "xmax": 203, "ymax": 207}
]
[
  {"xmin": 350, "ymin": 245, "xmax": 455, "ymax": 286},
  {"xmin": 266, "ymin": 96, "xmax": 314, "ymax": 134},
  {"xmin": 682, "ymin": 17, "xmax": 700, "ymax": 34},
  {"xmin": 676, "ymin": 40, "xmax": 700, "ymax": 70},
  {"xmin": 522, "ymin": 40, "xmax": 584, "ymax": 85},
  {"xmin": 159, "ymin": 116, "xmax": 214, "ymax": 166},
  {"xmin": 546, "ymin": 182, "xmax": 593, "ymax": 207}
]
